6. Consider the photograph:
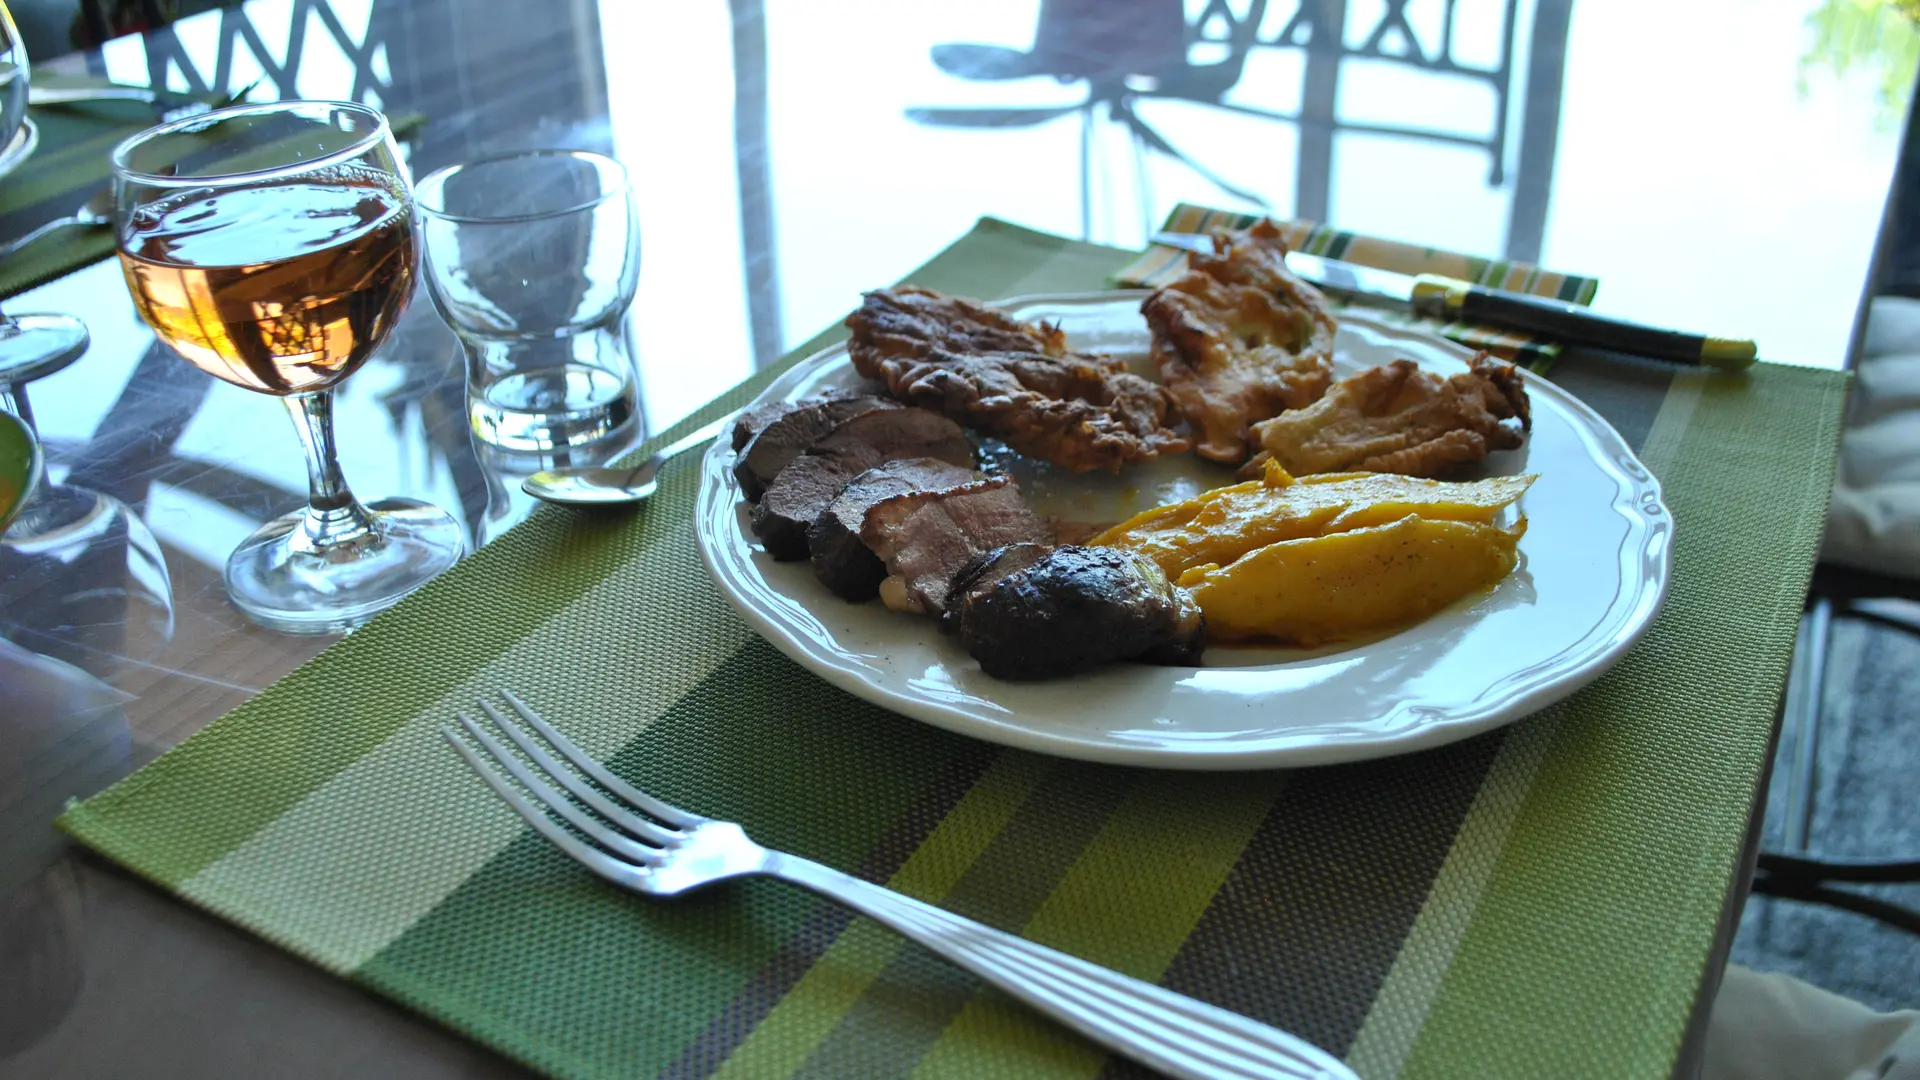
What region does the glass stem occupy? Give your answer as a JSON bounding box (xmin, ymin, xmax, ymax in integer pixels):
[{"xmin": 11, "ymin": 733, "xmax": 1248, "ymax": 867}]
[
  {"xmin": 0, "ymin": 383, "xmax": 32, "ymax": 432},
  {"xmin": 0, "ymin": 307, "xmax": 30, "ymax": 431},
  {"xmin": 283, "ymin": 390, "xmax": 379, "ymax": 551}
]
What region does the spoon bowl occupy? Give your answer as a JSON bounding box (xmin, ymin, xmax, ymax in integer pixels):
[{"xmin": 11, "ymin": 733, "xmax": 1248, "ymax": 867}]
[
  {"xmin": 523, "ymin": 462, "xmax": 667, "ymax": 506},
  {"xmin": 521, "ymin": 416, "xmax": 729, "ymax": 508}
]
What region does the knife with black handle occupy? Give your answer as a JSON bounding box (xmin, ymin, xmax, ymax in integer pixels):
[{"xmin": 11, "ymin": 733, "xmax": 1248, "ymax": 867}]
[
  {"xmin": 1407, "ymin": 274, "xmax": 1756, "ymax": 369},
  {"xmin": 1149, "ymin": 232, "xmax": 1758, "ymax": 369}
]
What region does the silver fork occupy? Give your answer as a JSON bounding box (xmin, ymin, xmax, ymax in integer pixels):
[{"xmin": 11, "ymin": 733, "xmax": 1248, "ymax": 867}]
[{"xmin": 445, "ymin": 692, "xmax": 1357, "ymax": 1080}]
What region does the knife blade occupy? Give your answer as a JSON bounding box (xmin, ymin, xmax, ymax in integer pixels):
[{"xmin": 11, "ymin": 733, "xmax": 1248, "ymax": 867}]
[
  {"xmin": 28, "ymin": 78, "xmax": 259, "ymax": 114},
  {"xmin": 1148, "ymin": 231, "xmax": 1757, "ymax": 369}
]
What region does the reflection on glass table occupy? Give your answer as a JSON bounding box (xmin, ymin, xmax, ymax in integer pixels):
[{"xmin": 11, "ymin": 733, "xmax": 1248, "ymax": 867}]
[
  {"xmin": 0, "ymin": 638, "xmax": 133, "ymax": 1060},
  {"xmin": 0, "ymin": 318, "xmax": 174, "ymax": 664},
  {"xmin": 0, "ymin": 481, "xmax": 175, "ymax": 659},
  {"xmin": 415, "ymin": 150, "xmax": 641, "ymax": 454},
  {"xmin": 111, "ymin": 99, "xmax": 463, "ymax": 634}
]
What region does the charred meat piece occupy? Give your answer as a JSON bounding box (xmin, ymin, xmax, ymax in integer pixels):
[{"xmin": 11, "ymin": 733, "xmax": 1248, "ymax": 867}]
[
  {"xmin": 733, "ymin": 395, "xmax": 899, "ymax": 501},
  {"xmin": 846, "ymin": 287, "xmax": 1034, "ymax": 365},
  {"xmin": 860, "ymin": 477, "xmax": 1054, "ymax": 615},
  {"xmin": 749, "ymin": 409, "xmax": 975, "ymax": 559},
  {"xmin": 845, "ymin": 287, "xmax": 1189, "ymax": 473},
  {"xmin": 1136, "ymin": 593, "xmax": 1208, "ymax": 667},
  {"xmin": 730, "ymin": 387, "xmax": 877, "ymax": 451},
  {"xmin": 950, "ymin": 546, "xmax": 1207, "ymax": 680},
  {"xmin": 940, "ymin": 542, "xmax": 1055, "ymax": 628},
  {"xmin": 1142, "ymin": 219, "xmax": 1338, "ymax": 464},
  {"xmin": 873, "ymin": 350, "xmax": 1187, "ymax": 474},
  {"xmin": 841, "ymin": 285, "xmax": 1073, "ymax": 360},
  {"xmin": 808, "ymin": 458, "xmax": 979, "ymax": 599},
  {"xmin": 1246, "ymin": 354, "xmax": 1530, "ymax": 478}
]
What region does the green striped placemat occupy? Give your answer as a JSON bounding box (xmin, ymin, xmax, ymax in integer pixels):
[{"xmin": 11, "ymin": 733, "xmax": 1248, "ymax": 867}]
[
  {"xmin": 58, "ymin": 217, "xmax": 1845, "ymax": 1080},
  {"xmin": 1116, "ymin": 201, "xmax": 1601, "ymax": 365},
  {"xmin": 0, "ymin": 88, "xmax": 424, "ymax": 299}
]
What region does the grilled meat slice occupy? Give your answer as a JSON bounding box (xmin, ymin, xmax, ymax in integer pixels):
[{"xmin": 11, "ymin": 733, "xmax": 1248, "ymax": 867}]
[
  {"xmin": 733, "ymin": 395, "xmax": 899, "ymax": 501},
  {"xmin": 860, "ymin": 477, "xmax": 1054, "ymax": 615},
  {"xmin": 749, "ymin": 409, "xmax": 976, "ymax": 559},
  {"xmin": 873, "ymin": 350, "xmax": 1187, "ymax": 474},
  {"xmin": 808, "ymin": 458, "xmax": 979, "ymax": 600},
  {"xmin": 1142, "ymin": 219, "xmax": 1338, "ymax": 464},
  {"xmin": 950, "ymin": 545, "xmax": 1207, "ymax": 679},
  {"xmin": 751, "ymin": 456, "xmax": 859, "ymax": 561},
  {"xmin": 730, "ymin": 387, "xmax": 878, "ymax": 451},
  {"xmin": 845, "ymin": 287, "xmax": 1188, "ymax": 473},
  {"xmin": 842, "ymin": 285, "xmax": 1072, "ymax": 360}
]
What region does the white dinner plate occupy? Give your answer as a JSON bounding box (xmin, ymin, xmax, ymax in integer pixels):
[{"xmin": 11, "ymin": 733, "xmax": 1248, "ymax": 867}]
[{"xmin": 694, "ymin": 292, "xmax": 1672, "ymax": 769}]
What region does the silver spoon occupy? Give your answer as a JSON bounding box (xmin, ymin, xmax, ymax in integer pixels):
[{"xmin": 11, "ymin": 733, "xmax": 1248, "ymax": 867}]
[
  {"xmin": 0, "ymin": 408, "xmax": 43, "ymax": 534},
  {"xmin": 522, "ymin": 416, "xmax": 730, "ymax": 507},
  {"xmin": 0, "ymin": 189, "xmax": 113, "ymax": 264}
]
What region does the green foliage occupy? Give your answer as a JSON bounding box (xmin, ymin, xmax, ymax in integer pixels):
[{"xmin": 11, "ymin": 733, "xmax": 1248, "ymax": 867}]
[{"xmin": 1801, "ymin": 0, "xmax": 1920, "ymax": 129}]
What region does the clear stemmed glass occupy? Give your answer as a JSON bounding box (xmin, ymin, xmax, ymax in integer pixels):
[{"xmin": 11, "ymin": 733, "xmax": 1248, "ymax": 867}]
[
  {"xmin": 0, "ymin": 0, "xmax": 26, "ymax": 145},
  {"xmin": 111, "ymin": 101, "xmax": 462, "ymax": 633},
  {"xmin": 0, "ymin": 0, "xmax": 92, "ymax": 395}
]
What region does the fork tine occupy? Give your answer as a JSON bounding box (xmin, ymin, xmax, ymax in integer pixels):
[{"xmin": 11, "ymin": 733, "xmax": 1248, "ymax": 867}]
[
  {"xmin": 441, "ymin": 727, "xmax": 652, "ymax": 890},
  {"xmin": 476, "ymin": 702, "xmax": 685, "ymax": 845},
  {"xmin": 498, "ymin": 689, "xmax": 701, "ymax": 828},
  {"xmin": 453, "ymin": 715, "xmax": 666, "ymax": 865}
]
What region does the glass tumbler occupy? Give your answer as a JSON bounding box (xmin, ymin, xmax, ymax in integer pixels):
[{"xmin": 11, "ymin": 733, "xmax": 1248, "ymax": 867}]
[{"xmin": 414, "ymin": 150, "xmax": 641, "ymax": 452}]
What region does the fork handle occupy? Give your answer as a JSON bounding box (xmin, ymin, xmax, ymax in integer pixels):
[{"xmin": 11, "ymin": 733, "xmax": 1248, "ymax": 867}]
[{"xmin": 765, "ymin": 855, "xmax": 1354, "ymax": 1080}]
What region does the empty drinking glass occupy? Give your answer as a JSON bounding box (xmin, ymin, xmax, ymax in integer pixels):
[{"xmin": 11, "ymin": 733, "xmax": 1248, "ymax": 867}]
[{"xmin": 414, "ymin": 150, "xmax": 640, "ymax": 452}]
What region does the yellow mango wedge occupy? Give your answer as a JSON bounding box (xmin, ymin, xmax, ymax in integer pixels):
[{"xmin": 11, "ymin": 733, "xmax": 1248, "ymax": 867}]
[
  {"xmin": 1091, "ymin": 460, "xmax": 1536, "ymax": 580},
  {"xmin": 1176, "ymin": 515, "xmax": 1526, "ymax": 646}
]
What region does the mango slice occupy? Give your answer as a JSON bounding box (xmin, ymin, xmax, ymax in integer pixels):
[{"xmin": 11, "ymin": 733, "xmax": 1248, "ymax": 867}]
[
  {"xmin": 1177, "ymin": 515, "xmax": 1526, "ymax": 646},
  {"xmin": 1092, "ymin": 460, "xmax": 1535, "ymax": 579}
]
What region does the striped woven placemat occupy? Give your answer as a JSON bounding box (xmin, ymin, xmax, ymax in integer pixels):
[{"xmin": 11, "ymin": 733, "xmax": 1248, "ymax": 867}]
[
  {"xmin": 58, "ymin": 217, "xmax": 1845, "ymax": 1080},
  {"xmin": 1116, "ymin": 202, "xmax": 1600, "ymax": 365}
]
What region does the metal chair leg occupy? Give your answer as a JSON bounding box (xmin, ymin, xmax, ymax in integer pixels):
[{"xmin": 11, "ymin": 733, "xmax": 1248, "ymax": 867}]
[
  {"xmin": 1751, "ymin": 866, "xmax": 1920, "ymax": 936},
  {"xmin": 1754, "ymin": 595, "xmax": 1920, "ymax": 936}
]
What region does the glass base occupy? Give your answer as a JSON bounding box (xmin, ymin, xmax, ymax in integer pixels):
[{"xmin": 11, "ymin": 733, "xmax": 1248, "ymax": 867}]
[
  {"xmin": 0, "ymin": 313, "xmax": 89, "ymax": 384},
  {"xmin": 469, "ymin": 363, "xmax": 636, "ymax": 453},
  {"xmin": 2, "ymin": 483, "xmax": 176, "ymax": 660},
  {"xmin": 224, "ymin": 497, "xmax": 464, "ymax": 634}
]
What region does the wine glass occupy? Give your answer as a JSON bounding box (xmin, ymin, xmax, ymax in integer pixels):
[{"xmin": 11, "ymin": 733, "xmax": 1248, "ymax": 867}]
[
  {"xmin": 0, "ymin": 1, "xmax": 26, "ymax": 148},
  {"xmin": 110, "ymin": 101, "xmax": 462, "ymax": 634},
  {"xmin": 0, "ymin": 0, "xmax": 90, "ymax": 394}
]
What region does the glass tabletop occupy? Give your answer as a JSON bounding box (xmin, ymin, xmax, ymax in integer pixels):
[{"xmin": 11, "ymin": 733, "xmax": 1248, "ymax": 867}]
[{"xmin": 0, "ymin": 0, "xmax": 1905, "ymax": 1075}]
